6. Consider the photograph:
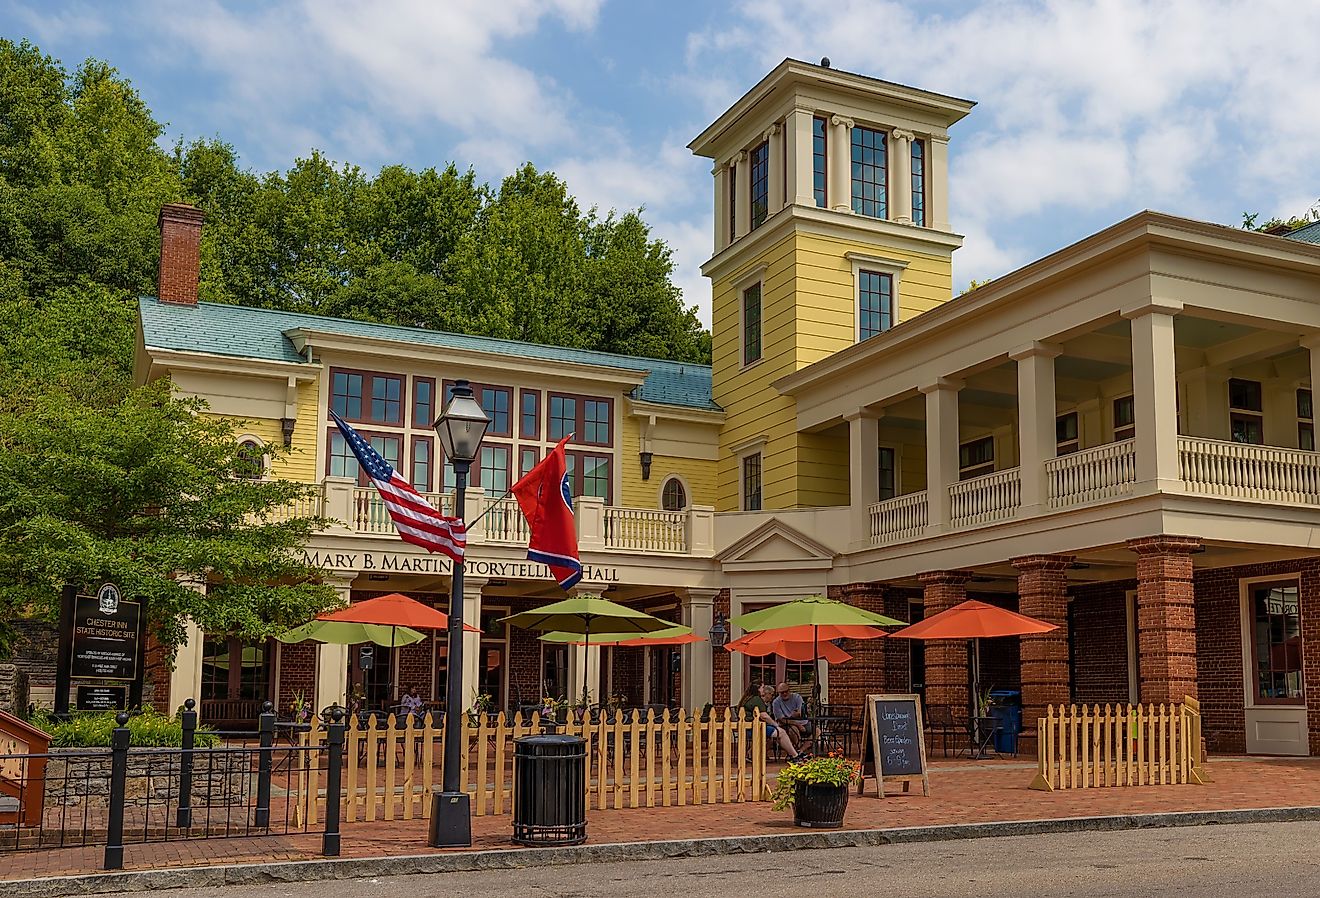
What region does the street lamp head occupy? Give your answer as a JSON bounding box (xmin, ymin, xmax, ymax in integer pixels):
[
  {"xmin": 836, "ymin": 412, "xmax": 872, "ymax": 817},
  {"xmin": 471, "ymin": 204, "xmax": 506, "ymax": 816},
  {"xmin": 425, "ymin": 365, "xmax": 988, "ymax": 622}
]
[
  {"xmin": 434, "ymin": 379, "xmax": 489, "ymax": 464},
  {"xmin": 708, "ymin": 613, "xmax": 730, "ymax": 648}
]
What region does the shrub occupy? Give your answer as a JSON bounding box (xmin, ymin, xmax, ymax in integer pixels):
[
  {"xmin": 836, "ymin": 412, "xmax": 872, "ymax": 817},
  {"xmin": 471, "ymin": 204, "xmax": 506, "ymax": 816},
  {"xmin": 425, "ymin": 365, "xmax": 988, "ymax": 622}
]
[
  {"xmin": 769, "ymin": 752, "xmax": 861, "ymax": 811},
  {"xmin": 42, "ymin": 710, "xmax": 220, "ymax": 748}
]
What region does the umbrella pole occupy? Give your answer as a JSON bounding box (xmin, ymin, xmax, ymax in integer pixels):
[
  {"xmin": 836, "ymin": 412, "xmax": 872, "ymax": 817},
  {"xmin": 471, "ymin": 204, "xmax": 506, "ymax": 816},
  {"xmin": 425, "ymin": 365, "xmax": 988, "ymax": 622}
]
[{"xmin": 813, "ymin": 624, "xmax": 821, "ymax": 754}]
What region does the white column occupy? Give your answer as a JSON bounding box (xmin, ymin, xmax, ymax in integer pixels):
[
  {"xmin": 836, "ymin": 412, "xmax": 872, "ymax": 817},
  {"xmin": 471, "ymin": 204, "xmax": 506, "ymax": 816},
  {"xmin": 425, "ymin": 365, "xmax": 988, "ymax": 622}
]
[
  {"xmin": 890, "ymin": 129, "xmax": 914, "ymax": 224},
  {"xmin": 929, "ymin": 136, "xmax": 950, "ymax": 231},
  {"xmin": 785, "ymin": 107, "xmax": 815, "ymax": 206},
  {"xmin": 920, "ymin": 378, "xmax": 963, "ymax": 530},
  {"xmin": 168, "ymin": 612, "xmax": 205, "ymax": 717},
  {"xmin": 314, "ymin": 577, "xmax": 353, "ymax": 714},
  {"xmin": 733, "ymin": 150, "xmax": 750, "ymax": 240},
  {"xmin": 1011, "ymin": 342, "xmax": 1061, "ymax": 513},
  {"xmin": 829, "ymin": 115, "xmax": 853, "ymax": 213},
  {"xmin": 846, "ymin": 409, "xmax": 881, "ymax": 545},
  {"xmin": 682, "ymin": 588, "xmax": 719, "ymax": 709},
  {"xmin": 1302, "ymin": 336, "xmax": 1320, "ymax": 441},
  {"xmin": 766, "ymin": 123, "xmax": 784, "ymax": 215},
  {"xmin": 712, "ymin": 163, "xmax": 729, "ymax": 254},
  {"xmin": 1126, "ymin": 302, "xmax": 1183, "ymax": 491},
  {"xmin": 1181, "ymin": 367, "xmax": 1228, "ymax": 440},
  {"xmin": 461, "ymin": 577, "xmax": 487, "ymax": 711},
  {"xmin": 566, "ymin": 586, "xmax": 601, "ymax": 706}
]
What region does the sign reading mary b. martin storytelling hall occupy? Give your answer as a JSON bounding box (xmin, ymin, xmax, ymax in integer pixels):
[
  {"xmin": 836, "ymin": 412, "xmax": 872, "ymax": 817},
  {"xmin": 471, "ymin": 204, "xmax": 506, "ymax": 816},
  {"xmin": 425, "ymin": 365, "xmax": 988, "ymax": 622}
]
[
  {"xmin": 70, "ymin": 594, "xmax": 142, "ymax": 681},
  {"xmin": 303, "ymin": 550, "xmax": 621, "ymax": 583}
]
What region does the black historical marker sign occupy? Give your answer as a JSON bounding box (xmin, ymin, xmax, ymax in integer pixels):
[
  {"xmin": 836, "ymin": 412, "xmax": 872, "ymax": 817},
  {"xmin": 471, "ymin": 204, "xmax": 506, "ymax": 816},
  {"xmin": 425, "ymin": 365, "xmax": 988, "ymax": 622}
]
[
  {"xmin": 76, "ymin": 685, "xmax": 128, "ymax": 711},
  {"xmin": 70, "ymin": 594, "xmax": 141, "ymax": 681}
]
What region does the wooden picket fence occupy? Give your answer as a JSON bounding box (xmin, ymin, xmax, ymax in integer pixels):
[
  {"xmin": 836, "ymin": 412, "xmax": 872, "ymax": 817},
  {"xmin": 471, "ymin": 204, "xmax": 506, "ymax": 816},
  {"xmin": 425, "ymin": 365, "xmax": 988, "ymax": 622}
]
[
  {"xmin": 294, "ymin": 707, "xmax": 767, "ymax": 825},
  {"xmin": 1029, "ymin": 696, "xmax": 1208, "ymax": 791}
]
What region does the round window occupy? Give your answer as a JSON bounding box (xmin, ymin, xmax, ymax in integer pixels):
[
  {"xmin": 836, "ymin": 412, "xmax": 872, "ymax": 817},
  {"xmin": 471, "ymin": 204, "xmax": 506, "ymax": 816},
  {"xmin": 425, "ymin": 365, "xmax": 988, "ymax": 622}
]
[
  {"xmin": 661, "ymin": 477, "xmax": 687, "ymax": 511},
  {"xmin": 236, "ymin": 439, "xmax": 266, "ymax": 480}
]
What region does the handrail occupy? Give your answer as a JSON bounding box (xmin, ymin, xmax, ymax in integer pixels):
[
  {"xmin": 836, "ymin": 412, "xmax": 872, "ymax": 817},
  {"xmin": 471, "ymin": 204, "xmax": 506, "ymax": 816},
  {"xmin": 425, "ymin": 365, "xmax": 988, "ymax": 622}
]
[
  {"xmin": 868, "ymin": 491, "xmax": 928, "ymax": 544},
  {"xmin": 1045, "ymin": 439, "xmax": 1136, "ymax": 509},
  {"xmin": 949, "ymin": 467, "xmax": 1021, "ymax": 527}
]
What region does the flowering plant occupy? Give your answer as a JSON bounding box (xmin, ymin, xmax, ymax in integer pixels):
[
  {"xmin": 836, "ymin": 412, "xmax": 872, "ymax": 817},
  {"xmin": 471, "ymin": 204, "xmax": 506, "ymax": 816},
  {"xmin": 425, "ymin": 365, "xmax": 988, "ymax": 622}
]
[
  {"xmin": 290, "ymin": 691, "xmax": 311, "ymax": 723},
  {"xmin": 769, "ymin": 752, "xmax": 861, "ymax": 811}
]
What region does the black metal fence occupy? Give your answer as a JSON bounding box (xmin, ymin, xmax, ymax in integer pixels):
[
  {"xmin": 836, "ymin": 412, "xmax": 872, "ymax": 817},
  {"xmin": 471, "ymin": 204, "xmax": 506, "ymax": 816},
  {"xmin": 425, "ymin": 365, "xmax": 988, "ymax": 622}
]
[{"xmin": 0, "ymin": 700, "xmax": 346, "ymax": 870}]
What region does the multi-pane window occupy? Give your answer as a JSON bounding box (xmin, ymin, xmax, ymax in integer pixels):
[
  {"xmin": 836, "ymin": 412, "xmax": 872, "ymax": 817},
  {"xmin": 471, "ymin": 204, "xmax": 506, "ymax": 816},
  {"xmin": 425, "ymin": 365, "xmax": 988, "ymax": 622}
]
[
  {"xmin": 743, "ymin": 283, "xmax": 762, "ymax": 366},
  {"xmin": 413, "ymin": 377, "xmax": 434, "ymax": 428},
  {"xmin": 1056, "ymin": 412, "xmax": 1080, "ymax": 455},
  {"xmin": 878, "ymin": 447, "xmax": 896, "ymax": 501},
  {"xmin": 851, "ymin": 125, "xmax": 887, "ymax": 219},
  {"xmin": 201, "ymin": 637, "xmax": 268, "ymax": 703},
  {"xmin": 728, "ymin": 162, "xmax": 737, "ymax": 242},
  {"xmin": 1113, "ymin": 395, "xmax": 1136, "ymax": 441},
  {"xmin": 579, "ymin": 453, "xmax": 611, "ymax": 500},
  {"xmin": 479, "ymin": 444, "xmax": 510, "ymax": 495},
  {"xmin": 370, "ymin": 375, "xmax": 403, "ymax": 424},
  {"xmin": 370, "ymin": 435, "xmax": 401, "ymax": 472},
  {"xmin": 520, "ymin": 390, "xmax": 540, "ymax": 439},
  {"xmin": 520, "ymin": 448, "xmax": 539, "ymax": 478},
  {"xmin": 959, "ymin": 436, "xmax": 995, "ymax": 480},
  {"xmin": 749, "ymin": 140, "xmax": 769, "ymax": 230},
  {"xmin": 812, "ymin": 116, "xmax": 828, "ymax": 207},
  {"xmin": 480, "ymin": 386, "xmax": 511, "ymax": 437},
  {"xmin": 911, "ymin": 139, "xmax": 926, "ymax": 227},
  {"xmin": 236, "ymin": 440, "xmax": 265, "ymax": 480},
  {"xmin": 584, "ymin": 400, "xmax": 611, "ymax": 445},
  {"xmin": 331, "ymin": 371, "xmax": 363, "ymax": 420},
  {"xmin": 1251, "ymin": 582, "xmax": 1304, "ymax": 704},
  {"xmin": 411, "ymin": 437, "xmax": 432, "ymax": 492},
  {"xmin": 742, "ymin": 453, "xmax": 763, "ymax": 511},
  {"xmin": 662, "ymin": 477, "xmax": 687, "ymax": 511},
  {"xmin": 549, "ymin": 395, "xmax": 576, "ymax": 440},
  {"xmin": 1229, "ymin": 378, "xmax": 1264, "ymax": 445},
  {"xmin": 331, "ymin": 431, "xmax": 400, "ymax": 484},
  {"xmin": 329, "ymin": 431, "xmax": 358, "ymax": 479},
  {"xmin": 858, "ymin": 270, "xmax": 894, "ymax": 340},
  {"xmin": 1299, "ymin": 389, "xmax": 1314, "ymax": 451}
]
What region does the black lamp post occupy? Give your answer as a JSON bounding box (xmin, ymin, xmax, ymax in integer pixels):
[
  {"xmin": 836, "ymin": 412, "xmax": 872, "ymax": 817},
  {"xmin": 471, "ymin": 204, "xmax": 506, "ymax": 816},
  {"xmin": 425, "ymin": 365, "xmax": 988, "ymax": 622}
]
[{"xmin": 429, "ymin": 379, "xmax": 489, "ymax": 849}]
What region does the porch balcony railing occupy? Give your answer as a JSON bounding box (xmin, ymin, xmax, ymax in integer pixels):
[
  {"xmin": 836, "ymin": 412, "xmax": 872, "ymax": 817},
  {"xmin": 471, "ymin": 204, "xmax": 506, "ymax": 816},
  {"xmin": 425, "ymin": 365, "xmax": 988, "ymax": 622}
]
[
  {"xmin": 604, "ymin": 506, "xmax": 689, "ymax": 554},
  {"xmin": 352, "ymin": 487, "xmax": 455, "ymax": 534},
  {"xmin": 248, "ymin": 490, "xmax": 325, "ymax": 525},
  {"xmin": 1045, "ymin": 439, "xmax": 1137, "ymax": 509},
  {"xmin": 1179, "ymin": 436, "xmax": 1320, "ymax": 503},
  {"xmin": 869, "ymin": 491, "xmax": 929, "ymax": 545},
  {"xmin": 949, "ymin": 467, "xmax": 1021, "ymax": 528},
  {"xmin": 482, "ymin": 495, "xmax": 531, "ymax": 544}
]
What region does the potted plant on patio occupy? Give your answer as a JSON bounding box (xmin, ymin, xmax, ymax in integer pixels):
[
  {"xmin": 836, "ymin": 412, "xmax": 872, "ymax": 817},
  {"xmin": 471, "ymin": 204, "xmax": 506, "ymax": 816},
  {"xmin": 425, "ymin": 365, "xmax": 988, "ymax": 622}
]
[{"xmin": 770, "ymin": 752, "xmax": 860, "ymax": 828}]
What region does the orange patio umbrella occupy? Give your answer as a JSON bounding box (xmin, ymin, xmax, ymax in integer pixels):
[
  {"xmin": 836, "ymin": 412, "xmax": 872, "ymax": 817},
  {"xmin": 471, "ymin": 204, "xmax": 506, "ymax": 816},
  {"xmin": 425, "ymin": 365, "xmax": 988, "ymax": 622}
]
[
  {"xmin": 317, "ymin": 592, "xmax": 481, "ymax": 633},
  {"xmin": 725, "ymin": 631, "xmax": 855, "ymax": 663}
]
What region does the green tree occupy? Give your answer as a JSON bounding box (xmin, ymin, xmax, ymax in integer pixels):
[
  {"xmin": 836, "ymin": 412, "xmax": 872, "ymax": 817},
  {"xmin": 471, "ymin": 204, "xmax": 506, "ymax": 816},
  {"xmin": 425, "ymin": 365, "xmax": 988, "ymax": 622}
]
[{"xmin": 1241, "ymin": 201, "xmax": 1320, "ymax": 233}]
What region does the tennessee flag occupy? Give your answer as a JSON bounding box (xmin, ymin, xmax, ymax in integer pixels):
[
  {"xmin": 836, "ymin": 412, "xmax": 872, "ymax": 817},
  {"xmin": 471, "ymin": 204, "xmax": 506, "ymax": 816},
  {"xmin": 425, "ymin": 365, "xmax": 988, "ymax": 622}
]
[{"xmin": 512, "ymin": 435, "xmax": 582, "ymax": 589}]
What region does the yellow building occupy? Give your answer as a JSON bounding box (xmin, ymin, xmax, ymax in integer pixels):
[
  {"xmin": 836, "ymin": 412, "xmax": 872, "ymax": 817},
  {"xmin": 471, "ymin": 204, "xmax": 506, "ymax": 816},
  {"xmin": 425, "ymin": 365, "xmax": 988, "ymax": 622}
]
[{"xmin": 132, "ymin": 60, "xmax": 1320, "ymax": 760}]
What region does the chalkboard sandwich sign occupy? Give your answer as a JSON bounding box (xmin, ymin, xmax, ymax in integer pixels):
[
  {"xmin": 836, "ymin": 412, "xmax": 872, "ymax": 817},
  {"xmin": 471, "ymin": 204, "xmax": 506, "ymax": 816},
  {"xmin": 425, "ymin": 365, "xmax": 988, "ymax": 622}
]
[{"xmin": 858, "ymin": 693, "xmax": 930, "ymax": 797}]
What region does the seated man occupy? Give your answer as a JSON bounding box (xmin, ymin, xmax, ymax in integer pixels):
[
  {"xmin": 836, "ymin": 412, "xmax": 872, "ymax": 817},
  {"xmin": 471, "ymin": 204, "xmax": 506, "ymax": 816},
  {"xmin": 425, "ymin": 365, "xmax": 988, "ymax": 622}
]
[
  {"xmin": 755, "ymin": 685, "xmax": 810, "ymax": 763},
  {"xmin": 771, "ymin": 682, "xmax": 812, "ymax": 751}
]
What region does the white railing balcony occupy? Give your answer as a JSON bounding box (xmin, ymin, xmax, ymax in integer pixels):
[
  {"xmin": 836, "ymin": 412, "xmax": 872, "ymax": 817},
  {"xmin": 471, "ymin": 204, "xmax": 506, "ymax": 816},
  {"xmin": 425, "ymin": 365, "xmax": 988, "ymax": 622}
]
[
  {"xmin": 248, "ymin": 489, "xmax": 325, "ymax": 525},
  {"xmin": 949, "ymin": 467, "xmax": 1021, "ymax": 528},
  {"xmin": 1046, "ymin": 439, "xmax": 1137, "ymax": 509},
  {"xmin": 351, "ymin": 487, "xmax": 455, "ymax": 534},
  {"xmin": 1179, "ymin": 436, "xmax": 1320, "ymax": 503},
  {"xmin": 482, "ymin": 495, "xmax": 531, "ymax": 544},
  {"xmin": 604, "ymin": 507, "xmax": 689, "ymax": 554},
  {"xmin": 869, "ymin": 491, "xmax": 929, "ymax": 545}
]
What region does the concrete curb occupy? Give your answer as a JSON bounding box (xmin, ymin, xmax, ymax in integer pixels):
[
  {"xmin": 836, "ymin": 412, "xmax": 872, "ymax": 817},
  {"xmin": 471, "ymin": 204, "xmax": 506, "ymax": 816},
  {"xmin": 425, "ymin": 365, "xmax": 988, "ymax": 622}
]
[{"xmin": 11, "ymin": 805, "xmax": 1320, "ymax": 897}]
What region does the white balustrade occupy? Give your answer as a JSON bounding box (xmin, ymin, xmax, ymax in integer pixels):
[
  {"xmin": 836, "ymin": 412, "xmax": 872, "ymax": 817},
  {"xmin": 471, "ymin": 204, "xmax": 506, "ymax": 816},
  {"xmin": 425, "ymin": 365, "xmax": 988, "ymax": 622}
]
[
  {"xmin": 949, "ymin": 467, "xmax": 1021, "ymax": 527},
  {"xmin": 482, "ymin": 496, "xmax": 530, "ymax": 544},
  {"xmin": 351, "ymin": 487, "xmax": 454, "ymax": 534},
  {"xmin": 250, "ymin": 487, "xmax": 325, "ymax": 525},
  {"xmin": 868, "ymin": 491, "xmax": 929, "ymax": 544},
  {"xmin": 1178, "ymin": 437, "xmax": 1320, "ymax": 503},
  {"xmin": 604, "ymin": 507, "xmax": 689, "ymax": 554},
  {"xmin": 1045, "ymin": 439, "xmax": 1137, "ymax": 509}
]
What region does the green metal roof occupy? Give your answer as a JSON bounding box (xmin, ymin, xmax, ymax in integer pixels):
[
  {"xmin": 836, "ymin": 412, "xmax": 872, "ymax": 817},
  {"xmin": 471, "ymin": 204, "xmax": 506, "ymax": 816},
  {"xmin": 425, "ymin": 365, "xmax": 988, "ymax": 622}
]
[
  {"xmin": 1284, "ymin": 220, "xmax": 1320, "ymax": 245},
  {"xmin": 139, "ymin": 297, "xmax": 720, "ymax": 412}
]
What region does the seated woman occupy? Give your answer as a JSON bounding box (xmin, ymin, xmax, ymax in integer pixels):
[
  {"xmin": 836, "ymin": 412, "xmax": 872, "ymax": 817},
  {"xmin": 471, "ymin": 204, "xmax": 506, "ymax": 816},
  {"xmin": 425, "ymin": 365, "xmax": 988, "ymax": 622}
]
[{"xmin": 754, "ymin": 684, "xmax": 811, "ymax": 763}]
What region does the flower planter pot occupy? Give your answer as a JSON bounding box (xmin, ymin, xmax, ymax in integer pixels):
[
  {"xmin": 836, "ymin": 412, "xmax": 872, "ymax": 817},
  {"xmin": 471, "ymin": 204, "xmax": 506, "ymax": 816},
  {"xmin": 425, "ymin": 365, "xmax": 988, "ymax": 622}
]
[{"xmin": 792, "ymin": 782, "xmax": 849, "ymax": 828}]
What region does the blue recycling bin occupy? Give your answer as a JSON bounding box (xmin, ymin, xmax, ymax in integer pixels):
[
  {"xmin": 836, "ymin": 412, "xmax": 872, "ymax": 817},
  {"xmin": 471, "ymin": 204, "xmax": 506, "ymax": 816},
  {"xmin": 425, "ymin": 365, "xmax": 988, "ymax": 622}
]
[{"xmin": 988, "ymin": 690, "xmax": 1021, "ymax": 754}]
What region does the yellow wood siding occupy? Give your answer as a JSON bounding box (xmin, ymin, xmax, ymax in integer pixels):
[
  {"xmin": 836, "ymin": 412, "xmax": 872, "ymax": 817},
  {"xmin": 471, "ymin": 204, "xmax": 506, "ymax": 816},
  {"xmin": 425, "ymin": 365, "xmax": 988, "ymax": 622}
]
[{"xmin": 620, "ymin": 414, "xmax": 718, "ymax": 508}]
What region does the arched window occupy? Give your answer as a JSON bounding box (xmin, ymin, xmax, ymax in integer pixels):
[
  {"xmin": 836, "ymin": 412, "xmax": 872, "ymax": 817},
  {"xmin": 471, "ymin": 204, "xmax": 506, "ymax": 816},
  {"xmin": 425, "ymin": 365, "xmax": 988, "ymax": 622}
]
[
  {"xmin": 236, "ymin": 439, "xmax": 266, "ymax": 480},
  {"xmin": 661, "ymin": 477, "xmax": 687, "ymax": 511}
]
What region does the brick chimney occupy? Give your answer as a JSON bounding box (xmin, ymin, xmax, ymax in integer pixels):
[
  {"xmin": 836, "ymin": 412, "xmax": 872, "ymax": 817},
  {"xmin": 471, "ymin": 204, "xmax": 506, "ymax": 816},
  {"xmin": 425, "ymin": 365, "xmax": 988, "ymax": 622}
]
[{"xmin": 157, "ymin": 203, "xmax": 205, "ymax": 305}]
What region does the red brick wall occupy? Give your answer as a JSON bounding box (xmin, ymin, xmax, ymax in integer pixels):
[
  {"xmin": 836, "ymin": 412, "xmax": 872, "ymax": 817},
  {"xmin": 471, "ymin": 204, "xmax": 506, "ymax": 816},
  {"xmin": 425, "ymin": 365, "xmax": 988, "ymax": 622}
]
[
  {"xmin": 277, "ymin": 642, "xmax": 316, "ymax": 713},
  {"xmin": 920, "ymin": 571, "xmax": 970, "ymax": 721},
  {"xmin": 157, "ymin": 204, "xmax": 204, "ymax": 305},
  {"xmin": 1014, "ymin": 555, "xmax": 1073, "ymax": 727},
  {"xmin": 1129, "ymin": 536, "xmax": 1201, "ymax": 703},
  {"xmin": 397, "ymin": 637, "xmax": 435, "ymax": 701},
  {"xmin": 885, "ymin": 589, "xmax": 919, "ymax": 693},
  {"xmin": 827, "ymin": 582, "xmax": 888, "ymax": 709},
  {"xmin": 609, "ymin": 647, "xmax": 645, "ymax": 705},
  {"xmin": 712, "ymin": 589, "xmax": 730, "ymax": 708},
  {"xmin": 971, "ymin": 592, "xmax": 1021, "ymax": 696},
  {"xmin": 1071, "ymin": 581, "xmax": 1133, "ymax": 705}
]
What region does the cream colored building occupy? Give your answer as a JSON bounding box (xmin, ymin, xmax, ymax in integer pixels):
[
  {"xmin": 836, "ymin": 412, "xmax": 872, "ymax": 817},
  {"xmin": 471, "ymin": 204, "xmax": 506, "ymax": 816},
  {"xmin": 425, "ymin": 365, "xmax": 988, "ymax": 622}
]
[{"xmin": 137, "ymin": 59, "xmax": 1320, "ymax": 758}]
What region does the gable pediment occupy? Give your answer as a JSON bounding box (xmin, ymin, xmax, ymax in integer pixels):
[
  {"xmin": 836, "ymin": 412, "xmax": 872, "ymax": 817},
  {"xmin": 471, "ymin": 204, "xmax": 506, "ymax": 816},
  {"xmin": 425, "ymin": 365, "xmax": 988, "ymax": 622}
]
[{"xmin": 716, "ymin": 517, "xmax": 836, "ymax": 573}]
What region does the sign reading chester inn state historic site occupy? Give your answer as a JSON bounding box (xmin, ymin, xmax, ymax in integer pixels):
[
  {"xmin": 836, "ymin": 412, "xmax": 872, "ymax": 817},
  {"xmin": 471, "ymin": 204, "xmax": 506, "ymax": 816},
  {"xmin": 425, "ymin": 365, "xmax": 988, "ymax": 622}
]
[
  {"xmin": 70, "ymin": 593, "xmax": 141, "ymax": 681},
  {"xmin": 304, "ymin": 549, "xmax": 622, "ymax": 582}
]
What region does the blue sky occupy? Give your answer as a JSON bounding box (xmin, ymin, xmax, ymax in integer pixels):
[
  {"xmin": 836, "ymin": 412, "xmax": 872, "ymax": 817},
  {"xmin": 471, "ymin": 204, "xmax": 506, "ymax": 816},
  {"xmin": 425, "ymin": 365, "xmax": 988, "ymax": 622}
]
[{"xmin": 5, "ymin": 0, "xmax": 1320, "ymax": 327}]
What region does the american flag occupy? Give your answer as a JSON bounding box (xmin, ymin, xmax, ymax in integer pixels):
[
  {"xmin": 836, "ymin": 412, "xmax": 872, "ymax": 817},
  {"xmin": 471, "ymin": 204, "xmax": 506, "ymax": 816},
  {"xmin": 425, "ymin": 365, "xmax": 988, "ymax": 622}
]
[{"xmin": 330, "ymin": 411, "xmax": 466, "ymax": 563}]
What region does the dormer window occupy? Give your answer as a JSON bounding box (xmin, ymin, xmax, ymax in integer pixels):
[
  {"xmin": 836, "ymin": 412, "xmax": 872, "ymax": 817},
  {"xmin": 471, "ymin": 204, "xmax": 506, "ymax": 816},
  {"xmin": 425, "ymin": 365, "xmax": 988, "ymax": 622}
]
[
  {"xmin": 750, "ymin": 141, "xmax": 769, "ymax": 230},
  {"xmin": 851, "ymin": 125, "xmax": 887, "ymax": 219}
]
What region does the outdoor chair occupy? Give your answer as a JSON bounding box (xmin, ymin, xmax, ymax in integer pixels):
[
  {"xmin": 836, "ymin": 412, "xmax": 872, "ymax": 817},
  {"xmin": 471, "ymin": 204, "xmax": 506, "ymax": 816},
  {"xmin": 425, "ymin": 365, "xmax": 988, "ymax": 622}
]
[{"xmin": 924, "ymin": 706, "xmax": 962, "ymax": 758}]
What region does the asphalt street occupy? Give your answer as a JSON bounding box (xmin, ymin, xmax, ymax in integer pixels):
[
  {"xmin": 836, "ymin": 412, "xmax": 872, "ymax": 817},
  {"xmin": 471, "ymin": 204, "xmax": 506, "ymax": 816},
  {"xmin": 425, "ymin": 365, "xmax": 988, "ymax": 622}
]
[{"xmin": 162, "ymin": 821, "xmax": 1320, "ymax": 897}]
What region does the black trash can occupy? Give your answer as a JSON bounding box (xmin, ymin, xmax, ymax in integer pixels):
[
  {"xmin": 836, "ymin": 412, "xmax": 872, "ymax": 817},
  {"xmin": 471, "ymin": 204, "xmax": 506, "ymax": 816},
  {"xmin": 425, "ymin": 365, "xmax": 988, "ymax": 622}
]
[{"xmin": 512, "ymin": 734, "xmax": 587, "ymax": 846}]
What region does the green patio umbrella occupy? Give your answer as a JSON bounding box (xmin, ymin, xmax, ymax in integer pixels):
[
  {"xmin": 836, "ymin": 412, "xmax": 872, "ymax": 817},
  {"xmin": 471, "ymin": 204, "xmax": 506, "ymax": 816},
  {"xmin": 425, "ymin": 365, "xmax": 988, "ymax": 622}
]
[
  {"xmin": 277, "ymin": 620, "xmax": 427, "ymax": 648},
  {"xmin": 537, "ymin": 624, "xmax": 696, "ymax": 645},
  {"xmin": 502, "ymin": 596, "xmax": 669, "ymax": 707},
  {"xmin": 732, "ymin": 595, "xmax": 907, "ymax": 725}
]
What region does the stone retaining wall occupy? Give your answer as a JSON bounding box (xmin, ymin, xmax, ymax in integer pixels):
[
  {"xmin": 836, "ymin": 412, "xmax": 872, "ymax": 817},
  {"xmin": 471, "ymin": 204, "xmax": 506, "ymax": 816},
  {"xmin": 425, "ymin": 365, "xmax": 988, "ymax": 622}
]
[{"xmin": 43, "ymin": 748, "xmax": 252, "ymax": 808}]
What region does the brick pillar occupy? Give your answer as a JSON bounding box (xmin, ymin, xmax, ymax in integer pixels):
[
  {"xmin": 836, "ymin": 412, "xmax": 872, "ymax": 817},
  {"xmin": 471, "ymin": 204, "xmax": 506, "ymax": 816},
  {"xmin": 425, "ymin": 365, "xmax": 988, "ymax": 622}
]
[
  {"xmin": 1012, "ymin": 555, "xmax": 1074, "ymax": 730},
  {"xmin": 1129, "ymin": 535, "xmax": 1201, "ymax": 704},
  {"xmin": 919, "ymin": 571, "xmax": 971, "ymax": 720},
  {"xmin": 828, "ymin": 583, "xmax": 888, "ymax": 707},
  {"xmin": 711, "ymin": 590, "xmax": 731, "ymax": 708}
]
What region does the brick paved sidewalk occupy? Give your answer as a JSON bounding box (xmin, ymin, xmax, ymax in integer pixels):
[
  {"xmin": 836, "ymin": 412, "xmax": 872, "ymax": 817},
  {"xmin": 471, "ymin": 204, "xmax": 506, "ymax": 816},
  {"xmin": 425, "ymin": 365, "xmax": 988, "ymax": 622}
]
[{"xmin": 7, "ymin": 755, "xmax": 1320, "ymax": 882}]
